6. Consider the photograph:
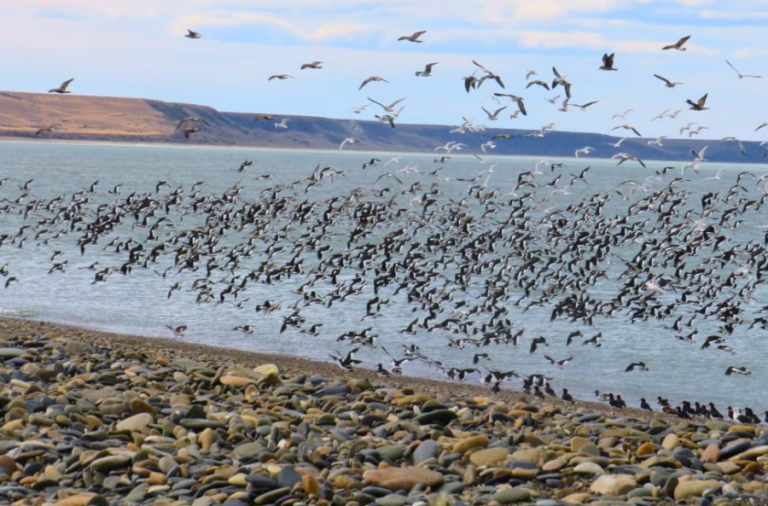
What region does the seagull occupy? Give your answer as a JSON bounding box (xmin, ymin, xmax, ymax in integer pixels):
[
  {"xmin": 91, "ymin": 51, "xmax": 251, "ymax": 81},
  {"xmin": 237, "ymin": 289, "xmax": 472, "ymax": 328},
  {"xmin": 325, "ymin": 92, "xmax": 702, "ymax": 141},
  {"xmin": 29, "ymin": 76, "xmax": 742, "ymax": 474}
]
[
  {"xmin": 705, "ymin": 167, "xmax": 728, "ymax": 181},
  {"xmin": 615, "ymin": 153, "xmax": 647, "ymax": 168},
  {"xmin": 653, "ymin": 74, "xmax": 683, "ymax": 88},
  {"xmin": 525, "ymin": 70, "xmax": 538, "ymax": 80},
  {"xmin": 572, "ymin": 100, "xmax": 599, "ymax": 111},
  {"xmin": 546, "ymin": 94, "xmax": 562, "ymax": 104},
  {"xmin": 722, "ymin": 137, "xmax": 747, "ymax": 156},
  {"xmin": 481, "ymin": 106, "xmax": 507, "ymax": 121},
  {"xmin": 368, "ymin": 97, "xmax": 406, "ymax": 112},
  {"xmin": 606, "ymin": 137, "xmax": 627, "ymax": 149},
  {"xmin": 756, "ymin": 122, "xmax": 768, "ymax": 132},
  {"xmin": 376, "ymin": 114, "xmax": 397, "ymax": 128},
  {"xmin": 184, "ymin": 29, "xmax": 201, "ymax": 39},
  {"xmin": 612, "ymin": 124, "xmax": 642, "ymax": 137},
  {"xmin": 725, "ymin": 366, "xmax": 751, "ymax": 376},
  {"xmin": 494, "ymin": 93, "xmax": 527, "ymax": 115},
  {"xmin": 599, "ymin": 53, "xmax": 617, "ymax": 71},
  {"xmin": 339, "ymin": 138, "xmax": 357, "ymax": 150},
  {"xmin": 689, "ymin": 125, "xmax": 709, "ymax": 137},
  {"xmin": 686, "ymin": 93, "xmax": 709, "ymax": 111},
  {"xmin": 575, "ymin": 146, "xmax": 595, "ymax": 158},
  {"xmin": 526, "ymin": 80, "xmax": 551, "ymax": 91},
  {"xmin": 301, "ymin": 61, "xmax": 323, "ymax": 70},
  {"xmin": 48, "ymin": 79, "xmax": 74, "ymax": 94},
  {"xmin": 182, "ymin": 126, "xmax": 200, "ymax": 139},
  {"xmin": 350, "ymin": 104, "xmax": 370, "ymax": 114},
  {"xmin": 726, "ymin": 59, "xmax": 762, "ymax": 79},
  {"xmin": 177, "ymin": 117, "xmax": 211, "ymax": 130},
  {"xmin": 612, "ymin": 109, "xmax": 633, "ymax": 119},
  {"xmin": 651, "ymin": 109, "xmax": 670, "ymax": 121},
  {"xmin": 165, "ymin": 325, "xmax": 187, "ymax": 337},
  {"xmin": 359, "ymin": 76, "xmax": 388, "ymax": 89},
  {"xmin": 648, "ymin": 136, "xmax": 667, "ymax": 147},
  {"xmin": 35, "ymin": 124, "xmax": 59, "ymax": 136},
  {"xmin": 398, "ymin": 30, "xmax": 426, "ymax": 43},
  {"xmin": 481, "ymin": 141, "xmax": 496, "ymax": 153},
  {"xmin": 662, "ymin": 35, "xmax": 691, "ymax": 51},
  {"xmin": 268, "ymin": 74, "xmax": 293, "ymax": 81},
  {"xmin": 552, "ymin": 67, "xmax": 572, "ymax": 97},
  {"xmin": 415, "ymin": 63, "xmax": 438, "ymax": 77},
  {"xmin": 274, "ymin": 118, "xmax": 290, "ymax": 129}
]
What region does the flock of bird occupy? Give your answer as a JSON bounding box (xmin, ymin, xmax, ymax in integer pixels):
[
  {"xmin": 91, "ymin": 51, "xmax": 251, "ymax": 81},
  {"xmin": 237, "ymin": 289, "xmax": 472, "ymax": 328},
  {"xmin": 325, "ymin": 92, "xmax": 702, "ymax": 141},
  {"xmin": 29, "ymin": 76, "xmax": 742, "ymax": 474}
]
[{"xmin": 13, "ymin": 26, "xmax": 768, "ymax": 424}]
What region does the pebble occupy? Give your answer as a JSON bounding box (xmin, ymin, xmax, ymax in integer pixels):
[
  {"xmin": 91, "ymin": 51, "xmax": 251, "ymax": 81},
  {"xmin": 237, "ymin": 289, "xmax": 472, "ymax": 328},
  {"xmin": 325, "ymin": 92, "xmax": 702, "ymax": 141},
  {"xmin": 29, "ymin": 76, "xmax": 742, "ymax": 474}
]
[{"xmin": 0, "ymin": 323, "xmax": 760, "ymax": 506}]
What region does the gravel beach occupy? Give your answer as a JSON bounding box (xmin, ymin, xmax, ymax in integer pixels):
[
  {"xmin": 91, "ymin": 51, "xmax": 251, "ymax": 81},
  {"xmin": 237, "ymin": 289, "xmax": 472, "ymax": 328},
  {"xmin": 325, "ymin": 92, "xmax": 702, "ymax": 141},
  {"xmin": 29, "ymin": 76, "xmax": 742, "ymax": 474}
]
[{"xmin": 0, "ymin": 317, "xmax": 766, "ymax": 506}]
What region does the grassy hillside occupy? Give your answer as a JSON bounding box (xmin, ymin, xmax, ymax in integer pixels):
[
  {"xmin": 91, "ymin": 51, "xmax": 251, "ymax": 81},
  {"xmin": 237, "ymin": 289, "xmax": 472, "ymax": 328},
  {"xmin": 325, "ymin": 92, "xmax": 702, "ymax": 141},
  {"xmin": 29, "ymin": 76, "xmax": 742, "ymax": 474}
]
[{"xmin": 0, "ymin": 91, "xmax": 763, "ymax": 163}]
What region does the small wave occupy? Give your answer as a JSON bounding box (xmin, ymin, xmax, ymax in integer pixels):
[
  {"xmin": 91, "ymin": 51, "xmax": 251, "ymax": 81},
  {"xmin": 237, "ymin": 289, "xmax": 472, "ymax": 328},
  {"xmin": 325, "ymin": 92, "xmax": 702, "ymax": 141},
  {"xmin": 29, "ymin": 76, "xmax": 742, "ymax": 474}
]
[{"xmin": 0, "ymin": 308, "xmax": 36, "ymax": 317}]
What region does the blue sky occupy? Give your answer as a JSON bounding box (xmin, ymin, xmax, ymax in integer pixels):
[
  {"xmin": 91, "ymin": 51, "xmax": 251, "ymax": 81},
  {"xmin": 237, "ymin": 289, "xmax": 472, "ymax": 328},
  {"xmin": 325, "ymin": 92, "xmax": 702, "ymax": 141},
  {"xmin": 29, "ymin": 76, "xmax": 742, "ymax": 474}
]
[{"xmin": 4, "ymin": 0, "xmax": 768, "ymax": 140}]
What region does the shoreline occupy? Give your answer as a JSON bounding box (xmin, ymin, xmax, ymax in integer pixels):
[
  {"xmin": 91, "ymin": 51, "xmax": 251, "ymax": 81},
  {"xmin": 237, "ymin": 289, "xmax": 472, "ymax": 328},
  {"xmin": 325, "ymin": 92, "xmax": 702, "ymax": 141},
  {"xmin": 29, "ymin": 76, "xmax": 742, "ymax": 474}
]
[
  {"xmin": 0, "ymin": 316, "xmax": 670, "ymax": 422},
  {"xmin": 1, "ymin": 315, "xmax": 767, "ymax": 506},
  {"xmin": 0, "ymin": 135, "xmax": 763, "ymax": 167}
]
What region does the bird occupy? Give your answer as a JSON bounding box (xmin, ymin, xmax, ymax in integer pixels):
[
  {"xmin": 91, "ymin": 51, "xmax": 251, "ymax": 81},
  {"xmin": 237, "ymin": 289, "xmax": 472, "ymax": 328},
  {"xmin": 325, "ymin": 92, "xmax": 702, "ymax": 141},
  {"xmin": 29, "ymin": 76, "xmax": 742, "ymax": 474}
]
[
  {"xmin": 606, "ymin": 137, "xmax": 627, "ymax": 149},
  {"xmin": 339, "ymin": 138, "xmax": 357, "ymax": 150},
  {"xmin": 662, "ymin": 35, "xmax": 691, "ymax": 51},
  {"xmin": 725, "ymin": 366, "xmax": 751, "ymax": 376},
  {"xmin": 398, "ymin": 30, "xmax": 426, "ymax": 43},
  {"xmin": 525, "ymin": 70, "xmax": 538, "ymax": 80},
  {"xmin": 177, "ymin": 117, "xmax": 211, "ymax": 130},
  {"xmin": 182, "ymin": 126, "xmax": 200, "ymax": 139},
  {"xmin": 330, "ymin": 348, "xmax": 362, "ymax": 371},
  {"xmin": 653, "ymin": 74, "xmax": 683, "ymax": 88},
  {"xmin": 572, "ymin": 100, "xmax": 599, "ymax": 111},
  {"xmin": 526, "ymin": 80, "xmax": 551, "ymax": 91},
  {"xmin": 612, "ymin": 109, "xmax": 633, "ymax": 119},
  {"xmin": 686, "ymin": 93, "xmax": 709, "ymax": 111},
  {"xmin": 415, "ymin": 63, "xmax": 438, "ymax": 77},
  {"xmin": 615, "ymin": 153, "xmax": 646, "ymax": 168},
  {"xmin": 648, "ymin": 135, "xmax": 667, "ymax": 147},
  {"xmin": 35, "ymin": 124, "xmax": 59, "ymax": 136},
  {"xmin": 640, "ymin": 398, "xmax": 653, "ymax": 411},
  {"xmin": 48, "ymin": 79, "xmax": 74, "ymax": 94},
  {"xmin": 625, "ymin": 362, "xmax": 649, "ymax": 372},
  {"xmin": 359, "ymin": 76, "xmax": 388, "ymax": 89},
  {"xmin": 494, "ymin": 93, "xmax": 527, "ymax": 115},
  {"xmin": 575, "ymin": 146, "xmax": 595, "ymax": 158},
  {"xmin": 599, "ymin": 53, "xmax": 617, "ymax": 71},
  {"xmin": 268, "ymin": 74, "xmax": 293, "ymax": 81},
  {"xmin": 755, "ymin": 122, "xmax": 768, "ymax": 132},
  {"xmin": 368, "ymin": 97, "xmax": 406, "ymax": 112},
  {"xmin": 184, "ymin": 29, "xmax": 201, "ymax": 39},
  {"xmin": 545, "ymin": 355, "xmax": 573, "ymax": 368},
  {"xmin": 301, "ymin": 61, "xmax": 323, "ymax": 70},
  {"xmin": 165, "ymin": 325, "xmax": 187, "ymax": 337},
  {"xmin": 612, "ymin": 124, "xmax": 642, "ymax": 136},
  {"xmin": 726, "ymin": 59, "xmax": 762, "ymax": 79},
  {"xmin": 254, "ymin": 114, "xmax": 273, "ymax": 121},
  {"xmin": 481, "ymin": 106, "xmax": 507, "ymax": 121},
  {"xmin": 274, "ymin": 118, "xmax": 290, "ymax": 129}
]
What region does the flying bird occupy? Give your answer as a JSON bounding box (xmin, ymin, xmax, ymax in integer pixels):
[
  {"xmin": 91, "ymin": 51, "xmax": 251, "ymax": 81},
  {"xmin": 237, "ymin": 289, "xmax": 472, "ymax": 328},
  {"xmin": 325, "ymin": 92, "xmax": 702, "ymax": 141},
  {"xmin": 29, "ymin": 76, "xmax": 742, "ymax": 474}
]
[
  {"xmin": 359, "ymin": 76, "xmax": 388, "ymax": 89},
  {"xmin": 612, "ymin": 124, "xmax": 642, "ymax": 137},
  {"xmin": 48, "ymin": 79, "xmax": 74, "ymax": 94},
  {"xmin": 726, "ymin": 59, "xmax": 762, "ymax": 79},
  {"xmin": 416, "ymin": 63, "xmax": 438, "ymax": 77},
  {"xmin": 177, "ymin": 117, "xmax": 211, "ymax": 130},
  {"xmin": 268, "ymin": 74, "xmax": 293, "ymax": 81},
  {"xmin": 301, "ymin": 61, "xmax": 323, "ymax": 70},
  {"xmin": 494, "ymin": 93, "xmax": 527, "ymax": 115},
  {"xmin": 398, "ymin": 30, "xmax": 426, "ymax": 43},
  {"xmin": 368, "ymin": 97, "xmax": 406, "ymax": 112},
  {"xmin": 599, "ymin": 53, "xmax": 617, "ymax": 71},
  {"xmin": 686, "ymin": 93, "xmax": 709, "ymax": 111},
  {"xmin": 575, "ymin": 146, "xmax": 595, "ymax": 158},
  {"xmin": 185, "ymin": 29, "xmax": 201, "ymax": 39},
  {"xmin": 662, "ymin": 35, "xmax": 691, "ymax": 51},
  {"xmin": 653, "ymin": 74, "xmax": 683, "ymax": 88},
  {"xmin": 481, "ymin": 106, "xmax": 507, "ymax": 120}
]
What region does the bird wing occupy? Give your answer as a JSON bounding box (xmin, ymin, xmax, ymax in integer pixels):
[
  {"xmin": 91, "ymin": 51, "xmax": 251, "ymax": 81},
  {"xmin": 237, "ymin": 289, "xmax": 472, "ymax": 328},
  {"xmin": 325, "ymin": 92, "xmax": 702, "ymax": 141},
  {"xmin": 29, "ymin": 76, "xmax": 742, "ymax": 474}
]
[
  {"xmin": 60, "ymin": 78, "xmax": 74, "ymax": 90},
  {"xmin": 494, "ymin": 106, "xmax": 507, "ymax": 117},
  {"xmin": 725, "ymin": 60, "xmax": 740, "ymax": 76},
  {"xmin": 359, "ymin": 77, "xmax": 373, "ymax": 90},
  {"xmin": 517, "ymin": 99, "xmax": 527, "ymax": 116},
  {"xmin": 678, "ymin": 35, "xmax": 691, "ymax": 46},
  {"xmin": 387, "ymin": 98, "xmax": 406, "ymax": 109},
  {"xmin": 367, "ymin": 97, "xmax": 387, "ymax": 109},
  {"xmin": 552, "ymin": 66, "xmax": 562, "ymax": 78},
  {"xmin": 472, "ymin": 60, "xmax": 489, "ymax": 72},
  {"xmin": 631, "ymin": 127, "xmax": 641, "ymax": 137},
  {"xmin": 653, "ymin": 74, "xmax": 672, "ymax": 85},
  {"xmin": 425, "ymin": 62, "xmax": 438, "ymax": 72},
  {"xmin": 413, "ymin": 30, "xmax": 426, "ymax": 38},
  {"xmin": 698, "ymin": 94, "xmax": 708, "ymax": 107},
  {"xmin": 686, "ymin": 99, "xmax": 697, "ymax": 108}
]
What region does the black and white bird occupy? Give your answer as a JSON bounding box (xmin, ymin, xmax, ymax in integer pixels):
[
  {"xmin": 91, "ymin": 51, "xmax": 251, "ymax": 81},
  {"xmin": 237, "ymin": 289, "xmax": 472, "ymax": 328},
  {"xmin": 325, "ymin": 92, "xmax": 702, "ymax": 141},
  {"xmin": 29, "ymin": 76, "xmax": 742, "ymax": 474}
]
[
  {"xmin": 625, "ymin": 362, "xmax": 649, "ymax": 372},
  {"xmin": 725, "ymin": 366, "xmax": 751, "ymax": 376},
  {"xmin": 330, "ymin": 347, "xmax": 362, "ymax": 371}
]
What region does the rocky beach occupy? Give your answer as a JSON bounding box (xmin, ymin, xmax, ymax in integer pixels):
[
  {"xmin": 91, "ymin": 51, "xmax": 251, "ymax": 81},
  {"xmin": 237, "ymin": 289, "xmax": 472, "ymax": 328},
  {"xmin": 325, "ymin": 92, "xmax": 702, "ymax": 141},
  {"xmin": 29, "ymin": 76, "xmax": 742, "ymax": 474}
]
[{"xmin": 0, "ymin": 317, "xmax": 764, "ymax": 506}]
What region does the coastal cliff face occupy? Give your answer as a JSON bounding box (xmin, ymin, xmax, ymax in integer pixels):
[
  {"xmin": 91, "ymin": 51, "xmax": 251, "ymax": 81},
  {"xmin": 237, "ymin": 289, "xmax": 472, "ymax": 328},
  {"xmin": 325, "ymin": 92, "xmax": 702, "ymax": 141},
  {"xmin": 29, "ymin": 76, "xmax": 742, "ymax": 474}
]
[{"xmin": 0, "ymin": 90, "xmax": 761, "ymax": 162}]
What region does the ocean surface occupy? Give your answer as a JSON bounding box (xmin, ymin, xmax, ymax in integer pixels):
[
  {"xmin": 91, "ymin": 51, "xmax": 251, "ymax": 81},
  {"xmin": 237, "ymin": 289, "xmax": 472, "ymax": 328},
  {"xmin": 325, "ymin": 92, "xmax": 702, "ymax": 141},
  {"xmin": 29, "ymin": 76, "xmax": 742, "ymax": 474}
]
[{"xmin": 1, "ymin": 140, "xmax": 767, "ymax": 410}]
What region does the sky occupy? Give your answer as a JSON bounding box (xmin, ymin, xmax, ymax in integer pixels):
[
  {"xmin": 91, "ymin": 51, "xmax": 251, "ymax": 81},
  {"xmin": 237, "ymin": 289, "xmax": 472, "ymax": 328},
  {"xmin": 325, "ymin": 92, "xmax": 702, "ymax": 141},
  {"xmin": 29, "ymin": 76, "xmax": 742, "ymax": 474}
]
[{"xmin": 3, "ymin": 0, "xmax": 768, "ymax": 140}]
